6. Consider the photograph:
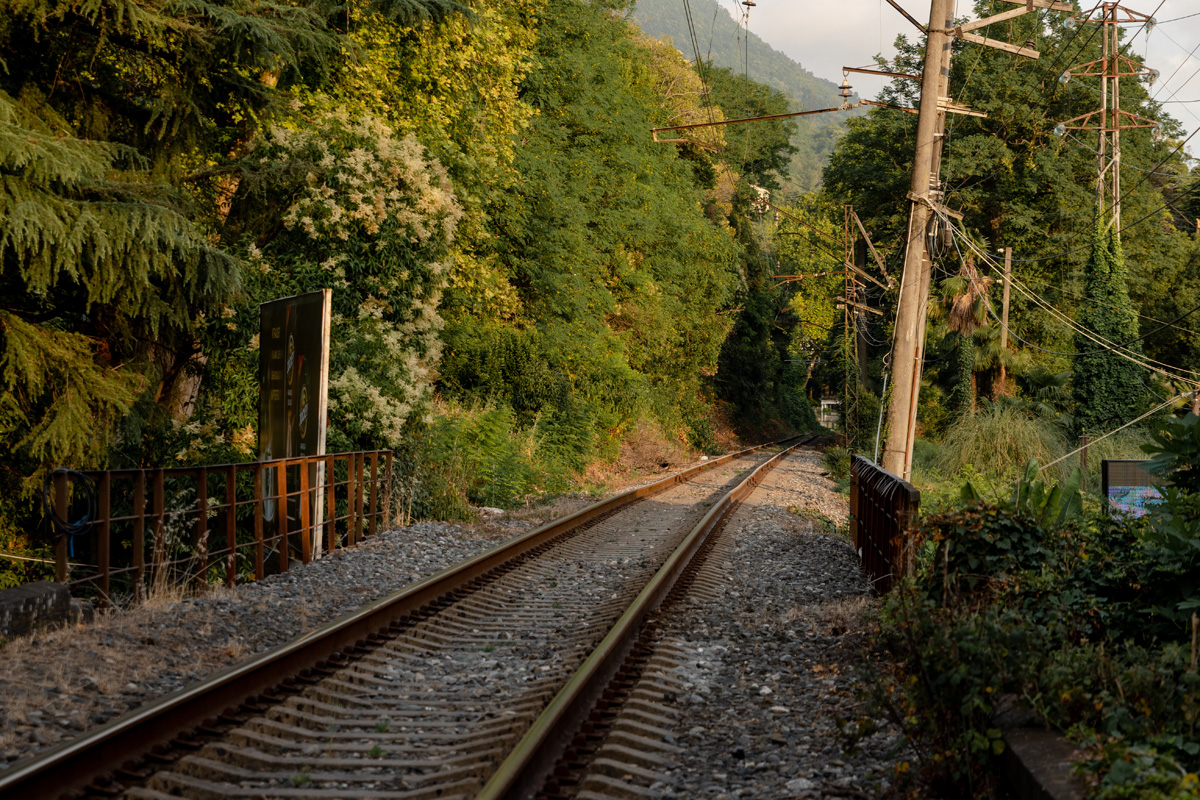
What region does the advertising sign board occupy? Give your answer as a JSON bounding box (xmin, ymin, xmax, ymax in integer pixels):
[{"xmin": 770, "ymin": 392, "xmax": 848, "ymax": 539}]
[
  {"xmin": 259, "ymin": 290, "xmax": 332, "ymax": 561},
  {"xmin": 1101, "ymin": 459, "xmax": 1162, "ymax": 518}
]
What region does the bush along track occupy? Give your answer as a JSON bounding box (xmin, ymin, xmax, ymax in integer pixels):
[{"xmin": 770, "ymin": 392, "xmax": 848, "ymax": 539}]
[{"xmin": 857, "ymin": 414, "xmax": 1200, "ymax": 800}]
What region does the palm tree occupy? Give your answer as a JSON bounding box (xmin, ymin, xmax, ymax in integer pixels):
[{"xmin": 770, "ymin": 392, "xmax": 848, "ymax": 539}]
[{"xmin": 939, "ymin": 255, "xmax": 993, "ymax": 415}]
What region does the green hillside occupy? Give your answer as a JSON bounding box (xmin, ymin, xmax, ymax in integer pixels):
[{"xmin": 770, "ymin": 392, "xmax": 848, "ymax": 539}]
[{"xmin": 631, "ymin": 0, "xmax": 855, "ymax": 193}]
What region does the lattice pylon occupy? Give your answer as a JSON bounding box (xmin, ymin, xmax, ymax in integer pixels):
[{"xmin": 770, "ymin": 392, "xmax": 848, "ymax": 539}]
[{"xmin": 1055, "ymin": 3, "xmax": 1161, "ymax": 232}]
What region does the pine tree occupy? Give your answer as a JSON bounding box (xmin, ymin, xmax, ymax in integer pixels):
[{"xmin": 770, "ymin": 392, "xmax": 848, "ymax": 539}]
[
  {"xmin": 0, "ymin": 0, "xmax": 336, "ymax": 490},
  {"xmin": 1071, "ymin": 224, "xmax": 1146, "ymax": 434}
]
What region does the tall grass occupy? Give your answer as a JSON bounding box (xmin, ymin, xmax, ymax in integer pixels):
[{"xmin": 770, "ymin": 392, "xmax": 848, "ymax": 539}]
[{"xmin": 936, "ymin": 405, "xmax": 1072, "ymax": 483}]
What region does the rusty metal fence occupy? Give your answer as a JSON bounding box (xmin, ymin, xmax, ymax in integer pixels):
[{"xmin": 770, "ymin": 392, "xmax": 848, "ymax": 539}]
[
  {"xmin": 50, "ymin": 451, "xmax": 393, "ymax": 609},
  {"xmin": 850, "ymin": 455, "xmax": 920, "ymax": 592}
]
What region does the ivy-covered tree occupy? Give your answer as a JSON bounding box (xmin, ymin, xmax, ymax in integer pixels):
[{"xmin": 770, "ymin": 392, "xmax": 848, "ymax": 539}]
[{"xmin": 1072, "ymin": 224, "xmax": 1146, "ymax": 433}]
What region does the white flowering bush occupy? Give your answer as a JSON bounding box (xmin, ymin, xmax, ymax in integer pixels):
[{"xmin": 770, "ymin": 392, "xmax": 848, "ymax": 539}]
[{"xmin": 243, "ymin": 103, "xmax": 462, "ymax": 449}]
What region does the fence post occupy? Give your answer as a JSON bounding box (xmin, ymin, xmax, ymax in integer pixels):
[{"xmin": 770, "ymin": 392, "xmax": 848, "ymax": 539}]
[
  {"xmin": 299, "ymin": 457, "xmax": 311, "ymax": 564},
  {"xmin": 383, "ymin": 451, "xmax": 394, "ymax": 529},
  {"xmin": 355, "ymin": 453, "xmax": 365, "ymax": 545},
  {"xmin": 325, "ymin": 454, "xmax": 336, "ymax": 553},
  {"xmin": 133, "ymin": 471, "xmax": 146, "ymax": 604},
  {"xmin": 225, "ymin": 465, "xmax": 237, "ymax": 588},
  {"xmin": 278, "ymin": 461, "xmax": 289, "ymax": 572},
  {"xmin": 368, "ymin": 452, "xmax": 379, "ymax": 538},
  {"xmin": 195, "ymin": 467, "xmax": 209, "ymax": 591},
  {"xmin": 53, "ymin": 471, "xmax": 69, "ymax": 583},
  {"xmin": 152, "ymin": 470, "xmax": 166, "ymax": 595},
  {"xmin": 97, "ymin": 472, "xmax": 111, "ymax": 610},
  {"xmin": 253, "ymin": 466, "xmax": 265, "ymax": 581}
]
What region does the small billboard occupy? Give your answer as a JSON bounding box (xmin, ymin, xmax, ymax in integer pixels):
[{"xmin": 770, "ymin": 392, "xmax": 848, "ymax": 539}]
[
  {"xmin": 1102, "ymin": 459, "xmax": 1162, "ymax": 518},
  {"xmin": 259, "ymin": 290, "xmax": 331, "ymax": 561}
]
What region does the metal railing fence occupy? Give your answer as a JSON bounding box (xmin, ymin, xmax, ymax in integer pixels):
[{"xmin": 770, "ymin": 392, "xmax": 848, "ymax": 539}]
[
  {"xmin": 51, "ymin": 451, "xmax": 393, "ymax": 609},
  {"xmin": 850, "ymin": 455, "xmax": 920, "ymax": 592}
]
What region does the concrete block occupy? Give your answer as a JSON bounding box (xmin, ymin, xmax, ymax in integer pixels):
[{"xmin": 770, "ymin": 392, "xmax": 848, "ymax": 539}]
[{"xmin": 0, "ymin": 581, "xmax": 71, "ymax": 639}]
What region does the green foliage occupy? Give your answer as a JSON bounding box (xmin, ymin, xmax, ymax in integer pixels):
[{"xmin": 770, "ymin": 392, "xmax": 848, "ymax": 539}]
[
  {"xmin": 821, "ymin": 447, "xmax": 851, "ymax": 480},
  {"xmin": 396, "ymin": 401, "xmax": 581, "ymax": 519},
  {"xmin": 1144, "ymin": 413, "xmax": 1200, "ymax": 494},
  {"xmin": 1073, "ymin": 223, "xmax": 1147, "ymax": 434},
  {"xmin": 1134, "ymin": 413, "xmax": 1200, "ymax": 624},
  {"xmin": 631, "ymin": 0, "xmax": 854, "ymax": 192},
  {"xmin": 961, "ymin": 457, "xmax": 1082, "ymax": 533},
  {"xmin": 702, "ymin": 65, "xmax": 797, "ymax": 191}
]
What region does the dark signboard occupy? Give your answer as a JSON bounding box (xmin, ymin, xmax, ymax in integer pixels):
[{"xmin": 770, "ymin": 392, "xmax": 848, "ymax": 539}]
[
  {"xmin": 1102, "ymin": 459, "xmax": 1162, "ymax": 518},
  {"xmin": 259, "ymin": 290, "xmax": 331, "ymax": 557}
]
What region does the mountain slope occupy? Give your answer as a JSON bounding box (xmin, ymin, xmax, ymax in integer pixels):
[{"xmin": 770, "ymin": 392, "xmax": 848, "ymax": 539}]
[{"xmin": 631, "ymin": 0, "xmax": 853, "ymax": 193}]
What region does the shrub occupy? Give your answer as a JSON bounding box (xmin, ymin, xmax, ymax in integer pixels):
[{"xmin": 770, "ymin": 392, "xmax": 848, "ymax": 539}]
[{"xmin": 822, "ymin": 446, "xmax": 852, "ymax": 480}]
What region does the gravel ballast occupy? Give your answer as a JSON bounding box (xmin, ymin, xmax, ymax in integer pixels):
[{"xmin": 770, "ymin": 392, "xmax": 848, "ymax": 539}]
[
  {"xmin": 0, "ymin": 447, "xmax": 906, "ymax": 798},
  {"xmin": 659, "ymin": 449, "xmax": 904, "ymax": 798}
]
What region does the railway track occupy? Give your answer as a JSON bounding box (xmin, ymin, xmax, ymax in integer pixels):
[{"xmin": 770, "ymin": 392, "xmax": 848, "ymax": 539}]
[{"xmin": 0, "ymin": 438, "xmax": 810, "ymax": 799}]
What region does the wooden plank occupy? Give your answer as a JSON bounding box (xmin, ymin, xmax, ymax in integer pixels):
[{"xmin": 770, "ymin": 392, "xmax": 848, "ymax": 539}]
[
  {"xmin": 999, "ymin": 0, "xmax": 1072, "ymax": 11},
  {"xmin": 954, "ymin": 5, "xmax": 1034, "ymax": 34},
  {"xmin": 954, "ymin": 30, "xmax": 1039, "ymax": 58}
]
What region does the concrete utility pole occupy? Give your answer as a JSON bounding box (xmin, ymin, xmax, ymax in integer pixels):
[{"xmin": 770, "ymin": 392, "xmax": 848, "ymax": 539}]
[
  {"xmin": 880, "ymin": 0, "xmax": 1066, "ymax": 479},
  {"xmin": 880, "ymin": 0, "xmax": 953, "ymax": 479}
]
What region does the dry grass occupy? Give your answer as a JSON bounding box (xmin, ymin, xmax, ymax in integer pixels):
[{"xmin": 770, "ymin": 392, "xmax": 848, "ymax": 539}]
[{"xmin": 0, "ymin": 587, "xmax": 256, "ymax": 758}]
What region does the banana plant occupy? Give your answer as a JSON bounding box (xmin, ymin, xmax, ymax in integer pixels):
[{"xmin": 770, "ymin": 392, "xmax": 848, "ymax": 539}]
[{"xmin": 960, "ymin": 458, "xmax": 1083, "ymax": 529}]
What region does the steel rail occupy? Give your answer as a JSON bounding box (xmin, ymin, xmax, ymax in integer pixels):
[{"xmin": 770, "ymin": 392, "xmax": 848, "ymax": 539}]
[
  {"xmin": 478, "ymin": 438, "xmax": 810, "ymax": 800},
  {"xmin": 0, "ymin": 437, "xmax": 799, "ymax": 800}
]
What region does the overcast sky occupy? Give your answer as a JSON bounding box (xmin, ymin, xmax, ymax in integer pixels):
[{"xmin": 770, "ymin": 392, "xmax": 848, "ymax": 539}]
[{"xmin": 728, "ymin": 0, "xmax": 1200, "ymax": 151}]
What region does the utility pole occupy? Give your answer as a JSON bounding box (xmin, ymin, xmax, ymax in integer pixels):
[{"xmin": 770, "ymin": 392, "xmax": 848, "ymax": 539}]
[
  {"xmin": 843, "ymin": 205, "xmax": 860, "ymax": 447},
  {"xmin": 880, "ymin": 0, "xmax": 953, "ymax": 479},
  {"xmin": 881, "ymin": 0, "xmax": 1067, "ymax": 479},
  {"xmin": 998, "ymin": 246, "xmax": 1012, "ymax": 392}
]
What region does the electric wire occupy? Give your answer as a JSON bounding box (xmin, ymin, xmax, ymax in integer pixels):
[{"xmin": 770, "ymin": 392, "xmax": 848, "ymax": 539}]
[
  {"xmin": 1018, "ymin": 273, "xmax": 1200, "ymax": 338},
  {"xmin": 943, "ymin": 216, "xmax": 1200, "ymax": 384}
]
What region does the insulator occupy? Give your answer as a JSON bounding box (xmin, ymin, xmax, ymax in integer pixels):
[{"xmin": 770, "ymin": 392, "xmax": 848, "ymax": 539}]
[
  {"xmin": 1153, "ymin": 123, "xmax": 1164, "ymax": 140},
  {"xmin": 1146, "ymin": 17, "xmax": 1155, "ymax": 34},
  {"xmin": 1053, "ymin": 123, "xmax": 1066, "ymax": 137},
  {"xmin": 1148, "ymin": 68, "xmax": 1160, "ymax": 86},
  {"xmin": 742, "ymin": 0, "xmax": 756, "ymax": 6},
  {"xmin": 1059, "ymin": 70, "xmax": 1070, "ymax": 85},
  {"xmin": 838, "ymin": 78, "xmax": 853, "ymax": 99}
]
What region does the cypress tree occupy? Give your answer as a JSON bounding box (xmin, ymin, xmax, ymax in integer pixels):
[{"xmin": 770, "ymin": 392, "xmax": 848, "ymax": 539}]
[{"xmin": 1071, "ymin": 223, "xmax": 1146, "ymax": 434}]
